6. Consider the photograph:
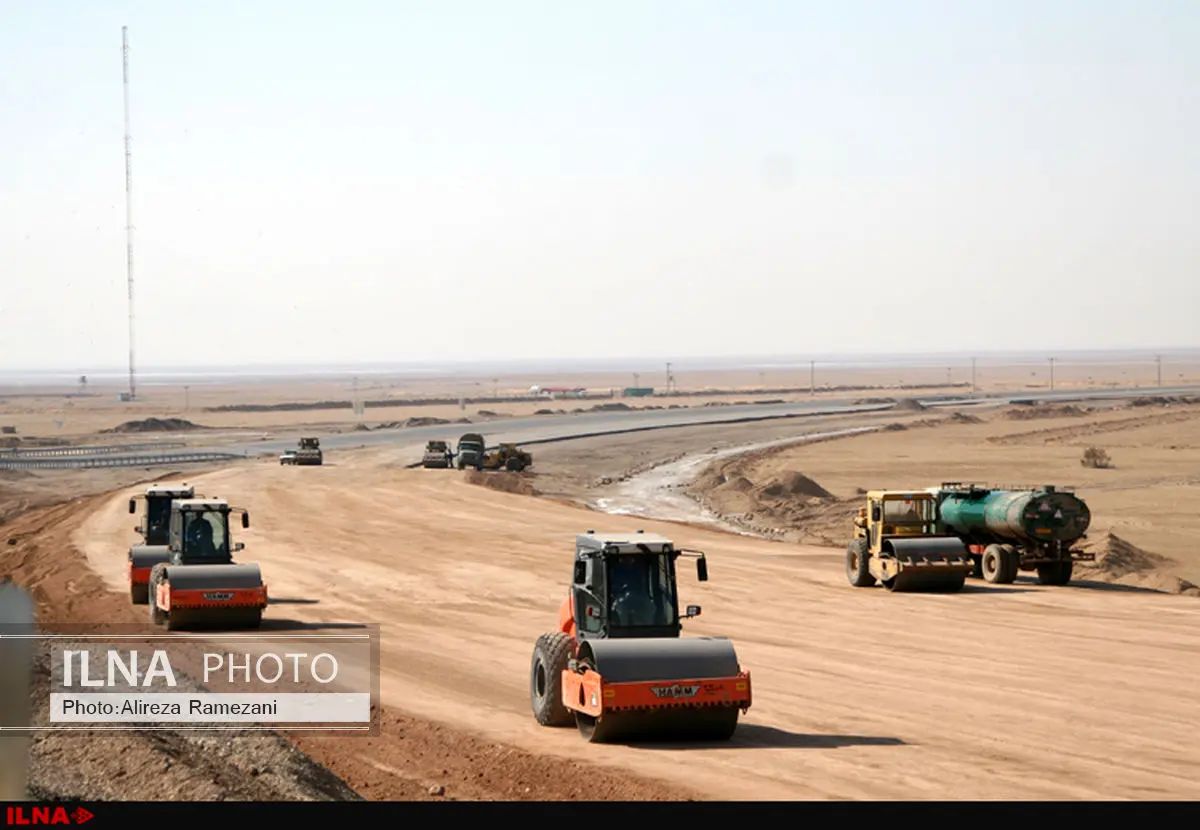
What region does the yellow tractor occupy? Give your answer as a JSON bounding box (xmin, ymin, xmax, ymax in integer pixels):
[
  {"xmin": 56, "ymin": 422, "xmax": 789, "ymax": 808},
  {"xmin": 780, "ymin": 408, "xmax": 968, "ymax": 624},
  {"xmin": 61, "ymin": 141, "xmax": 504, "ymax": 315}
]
[
  {"xmin": 845, "ymin": 490, "xmax": 974, "ymax": 592},
  {"xmin": 482, "ymin": 443, "xmax": 532, "ymax": 472}
]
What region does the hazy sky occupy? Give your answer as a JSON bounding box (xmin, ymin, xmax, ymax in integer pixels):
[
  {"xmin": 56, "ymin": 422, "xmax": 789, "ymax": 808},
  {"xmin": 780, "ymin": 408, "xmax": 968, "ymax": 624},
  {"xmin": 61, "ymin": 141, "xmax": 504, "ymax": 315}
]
[{"xmin": 2, "ymin": 1, "xmax": 1198, "ymax": 371}]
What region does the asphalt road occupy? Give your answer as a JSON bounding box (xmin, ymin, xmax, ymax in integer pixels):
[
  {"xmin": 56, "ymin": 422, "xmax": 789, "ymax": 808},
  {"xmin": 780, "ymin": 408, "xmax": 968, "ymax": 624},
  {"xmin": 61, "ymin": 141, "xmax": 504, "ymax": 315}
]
[{"xmin": 4, "ymin": 384, "xmax": 1197, "ymax": 469}]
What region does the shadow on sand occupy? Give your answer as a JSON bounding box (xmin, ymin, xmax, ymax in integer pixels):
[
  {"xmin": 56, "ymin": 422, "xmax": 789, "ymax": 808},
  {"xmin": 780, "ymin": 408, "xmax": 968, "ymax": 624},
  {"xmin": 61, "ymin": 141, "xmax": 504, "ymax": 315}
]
[
  {"xmin": 268, "ymin": 597, "xmax": 320, "ymax": 605},
  {"xmin": 626, "ymin": 724, "xmax": 907, "ymax": 751},
  {"xmin": 1065, "ymin": 578, "xmax": 1190, "ymax": 596},
  {"xmin": 258, "ymin": 619, "xmax": 369, "ymax": 632}
]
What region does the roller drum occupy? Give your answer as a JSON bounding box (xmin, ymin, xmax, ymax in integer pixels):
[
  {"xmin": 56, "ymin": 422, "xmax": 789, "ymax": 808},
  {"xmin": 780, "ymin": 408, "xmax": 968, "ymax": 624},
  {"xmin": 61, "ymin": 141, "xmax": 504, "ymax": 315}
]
[
  {"xmin": 882, "ymin": 536, "xmax": 971, "ymax": 592},
  {"xmin": 582, "ymin": 637, "xmax": 741, "ymax": 683},
  {"xmin": 129, "ymin": 545, "xmax": 171, "ymax": 570},
  {"xmin": 164, "ymin": 563, "xmax": 263, "ymax": 591},
  {"xmin": 578, "ymin": 637, "xmax": 744, "ymax": 743}
]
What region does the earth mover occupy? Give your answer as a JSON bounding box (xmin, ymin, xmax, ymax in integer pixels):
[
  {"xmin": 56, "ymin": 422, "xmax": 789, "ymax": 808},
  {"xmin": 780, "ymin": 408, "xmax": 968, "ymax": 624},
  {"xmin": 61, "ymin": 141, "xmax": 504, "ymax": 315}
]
[
  {"xmin": 422, "ymin": 440, "xmax": 454, "ymax": 468},
  {"xmin": 127, "ymin": 484, "xmax": 197, "ymax": 604},
  {"xmin": 282, "ymin": 437, "xmax": 323, "ymax": 465},
  {"xmin": 846, "ymin": 490, "xmax": 974, "ymax": 592},
  {"xmin": 530, "ymin": 530, "xmax": 752, "ymax": 744},
  {"xmin": 456, "ymin": 433, "xmax": 486, "ymax": 470},
  {"xmin": 483, "ymin": 443, "xmax": 532, "ymax": 472},
  {"xmin": 147, "ymin": 497, "xmax": 267, "ymax": 630},
  {"xmin": 930, "ymin": 482, "xmax": 1094, "ymax": 586}
]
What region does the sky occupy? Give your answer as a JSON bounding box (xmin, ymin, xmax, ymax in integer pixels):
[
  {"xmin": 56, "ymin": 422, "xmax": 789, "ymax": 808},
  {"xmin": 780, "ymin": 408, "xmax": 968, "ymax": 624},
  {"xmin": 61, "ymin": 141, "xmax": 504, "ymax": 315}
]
[{"xmin": 2, "ymin": 0, "xmax": 1198, "ymax": 372}]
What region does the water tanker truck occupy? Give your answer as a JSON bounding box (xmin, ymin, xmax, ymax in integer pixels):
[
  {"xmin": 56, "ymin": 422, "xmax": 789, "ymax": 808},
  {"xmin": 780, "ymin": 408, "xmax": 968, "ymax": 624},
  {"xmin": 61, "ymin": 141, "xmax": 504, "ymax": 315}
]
[{"xmin": 930, "ymin": 482, "xmax": 1094, "ymax": 586}]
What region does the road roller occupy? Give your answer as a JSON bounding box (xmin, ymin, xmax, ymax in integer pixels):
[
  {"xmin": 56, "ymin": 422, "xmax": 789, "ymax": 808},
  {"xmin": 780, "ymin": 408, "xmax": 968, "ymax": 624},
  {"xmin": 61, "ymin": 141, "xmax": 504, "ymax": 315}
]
[
  {"xmin": 931, "ymin": 482, "xmax": 1093, "ymax": 586},
  {"xmin": 845, "ymin": 490, "xmax": 974, "ymax": 592},
  {"xmin": 127, "ymin": 484, "xmax": 197, "ymax": 605},
  {"xmin": 529, "ymin": 531, "xmax": 752, "ymax": 744},
  {"xmin": 147, "ymin": 497, "xmax": 268, "ymax": 630}
]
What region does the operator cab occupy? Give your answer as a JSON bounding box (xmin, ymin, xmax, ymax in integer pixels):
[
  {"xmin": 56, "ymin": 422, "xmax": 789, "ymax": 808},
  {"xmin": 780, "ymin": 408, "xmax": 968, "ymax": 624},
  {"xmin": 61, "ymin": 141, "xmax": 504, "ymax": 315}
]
[
  {"xmin": 130, "ymin": 486, "xmax": 195, "ymax": 546},
  {"xmin": 867, "ymin": 492, "xmax": 939, "ymax": 543},
  {"xmin": 571, "ymin": 530, "xmax": 708, "ymax": 640},
  {"xmin": 167, "ymin": 499, "xmax": 250, "ymax": 565}
]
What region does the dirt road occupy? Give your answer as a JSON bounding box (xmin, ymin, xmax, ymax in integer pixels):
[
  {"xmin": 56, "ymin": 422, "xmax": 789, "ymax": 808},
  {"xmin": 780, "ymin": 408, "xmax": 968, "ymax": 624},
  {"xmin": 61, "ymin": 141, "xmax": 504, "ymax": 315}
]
[{"xmin": 71, "ymin": 449, "xmax": 1200, "ymax": 800}]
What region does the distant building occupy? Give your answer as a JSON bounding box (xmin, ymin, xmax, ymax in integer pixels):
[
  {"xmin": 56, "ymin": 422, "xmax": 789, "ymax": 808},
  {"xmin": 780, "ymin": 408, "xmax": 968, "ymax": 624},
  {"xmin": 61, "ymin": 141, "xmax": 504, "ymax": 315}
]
[
  {"xmin": 622, "ymin": 387, "xmax": 655, "ymax": 397},
  {"xmin": 531, "ymin": 386, "xmax": 587, "ymax": 399}
]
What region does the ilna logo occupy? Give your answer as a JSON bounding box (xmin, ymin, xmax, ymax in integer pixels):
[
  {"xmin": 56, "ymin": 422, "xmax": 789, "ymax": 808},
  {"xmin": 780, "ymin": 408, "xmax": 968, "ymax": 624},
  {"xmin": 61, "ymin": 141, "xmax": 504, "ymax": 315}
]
[{"xmin": 4, "ymin": 806, "xmax": 93, "ymax": 825}]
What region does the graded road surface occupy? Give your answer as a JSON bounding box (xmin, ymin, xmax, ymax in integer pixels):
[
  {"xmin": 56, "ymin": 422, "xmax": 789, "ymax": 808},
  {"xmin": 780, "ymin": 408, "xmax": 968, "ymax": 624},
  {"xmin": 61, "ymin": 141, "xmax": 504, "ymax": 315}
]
[{"xmin": 73, "ymin": 449, "xmax": 1200, "ymax": 800}]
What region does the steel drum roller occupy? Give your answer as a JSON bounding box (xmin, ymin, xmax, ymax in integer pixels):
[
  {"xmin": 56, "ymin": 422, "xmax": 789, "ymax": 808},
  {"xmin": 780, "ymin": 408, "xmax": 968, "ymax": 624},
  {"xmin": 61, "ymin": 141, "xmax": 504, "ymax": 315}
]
[
  {"xmin": 164, "ymin": 563, "xmax": 264, "ymax": 591},
  {"xmin": 575, "ymin": 637, "xmax": 744, "ymax": 743},
  {"xmin": 581, "ymin": 636, "xmax": 741, "ymax": 683},
  {"xmin": 882, "ymin": 536, "xmax": 970, "ymax": 592},
  {"xmin": 129, "ymin": 545, "xmax": 170, "ymax": 570},
  {"xmin": 886, "ymin": 536, "xmax": 969, "ymax": 561}
]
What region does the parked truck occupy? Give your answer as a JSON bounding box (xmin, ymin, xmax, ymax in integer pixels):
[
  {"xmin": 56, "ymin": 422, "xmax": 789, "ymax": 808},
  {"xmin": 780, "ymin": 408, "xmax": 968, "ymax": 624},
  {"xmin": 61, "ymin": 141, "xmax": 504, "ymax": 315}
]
[
  {"xmin": 456, "ymin": 433, "xmax": 486, "ymax": 470},
  {"xmin": 929, "ymin": 482, "xmax": 1094, "ymax": 586}
]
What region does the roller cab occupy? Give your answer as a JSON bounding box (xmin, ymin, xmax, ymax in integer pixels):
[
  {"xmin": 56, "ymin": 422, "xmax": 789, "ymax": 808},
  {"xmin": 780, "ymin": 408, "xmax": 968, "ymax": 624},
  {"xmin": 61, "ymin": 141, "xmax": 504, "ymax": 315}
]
[
  {"xmin": 529, "ymin": 531, "xmax": 751, "ymax": 744},
  {"xmin": 127, "ymin": 484, "xmax": 195, "ymax": 605},
  {"xmin": 846, "ymin": 491, "xmax": 973, "ymax": 592},
  {"xmin": 146, "ymin": 497, "xmax": 267, "ymax": 630}
]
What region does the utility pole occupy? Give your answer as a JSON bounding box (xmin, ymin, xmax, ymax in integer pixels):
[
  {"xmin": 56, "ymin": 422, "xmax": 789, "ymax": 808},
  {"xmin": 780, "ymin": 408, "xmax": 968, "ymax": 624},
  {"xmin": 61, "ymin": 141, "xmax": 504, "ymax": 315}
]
[
  {"xmin": 809, "ymin": 360, "xmax": 815, "ymax": 396},
  {"xmin": 1049, "ymin": 357, "xmax": 1055, "ymax": 392},
  {"xmin": 971, "ymin": 357, "xmax": 977, "ymax": 394},
  {"xmin": 665, "ymin": 362, "xmax": 672, "ymax": 393},
  {"xmin": 183, "ymin": 385, "xmax": 189, "ymax": 412},
  {"xmin": 633, "ymin": 372, "xmax": 640, "ymax": 388},
  {"xmin": 122, "ymin": 26, "xmax": 136, "ymax": 401},
  {"xmin": 1156, "ymin": 354, "xmax": 1162, "ymax": 387}
]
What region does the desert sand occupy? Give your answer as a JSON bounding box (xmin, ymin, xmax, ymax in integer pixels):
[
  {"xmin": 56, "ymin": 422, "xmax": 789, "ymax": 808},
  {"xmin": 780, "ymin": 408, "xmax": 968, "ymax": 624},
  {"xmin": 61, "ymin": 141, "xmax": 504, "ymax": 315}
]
[{"xmin": 3, "ymin": 365, "xmax": 1200, "ymax": 801}]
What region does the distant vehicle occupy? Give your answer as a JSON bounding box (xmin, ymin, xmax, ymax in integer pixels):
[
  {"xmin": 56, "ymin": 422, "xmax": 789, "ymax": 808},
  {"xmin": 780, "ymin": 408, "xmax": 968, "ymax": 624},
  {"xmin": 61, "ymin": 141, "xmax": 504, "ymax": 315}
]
[
  {"xmin": 456, "ymin": 433, "xmax": 486, "ymax": 470},
  {"xmin": 422, "ymin": 440, "xmax": 454, "ymax": 469},
  {"xmin": 281, "ymin": 437, "xmax": 323, "ymax": 466}
]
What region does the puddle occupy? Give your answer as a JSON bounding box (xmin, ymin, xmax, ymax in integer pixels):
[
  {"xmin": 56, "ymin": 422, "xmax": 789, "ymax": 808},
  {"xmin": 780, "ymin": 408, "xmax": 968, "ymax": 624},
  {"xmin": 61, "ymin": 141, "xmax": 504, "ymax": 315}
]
[{"xmin": 588, "ymin": 427, "xmax": 877, "ymax": 531}]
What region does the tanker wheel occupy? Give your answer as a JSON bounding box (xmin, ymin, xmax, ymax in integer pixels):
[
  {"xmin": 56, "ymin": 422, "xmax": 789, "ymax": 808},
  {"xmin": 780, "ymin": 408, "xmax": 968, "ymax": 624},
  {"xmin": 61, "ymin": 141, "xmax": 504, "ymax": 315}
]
[
  {"xmin": 530, "ymin": 632, "xmax": 574, "ymax": 727},
  {"xmin": 981, "ymin": 545, "xmax": 1010, "ymax": 584},
  {"xmin": 845, "ymin": 539, "xmax": 876, "ymax": 587},
  {"xmin": 1037, "ymin": 559, "xmax": 1074, "ymax": 586},
  {"xmin": 999, "ymin": 545, "xmax": 1021, "ymax": 583},
  {"xmin": 130, "ymin": 583, "xmax": 148, "ymax": 605}
]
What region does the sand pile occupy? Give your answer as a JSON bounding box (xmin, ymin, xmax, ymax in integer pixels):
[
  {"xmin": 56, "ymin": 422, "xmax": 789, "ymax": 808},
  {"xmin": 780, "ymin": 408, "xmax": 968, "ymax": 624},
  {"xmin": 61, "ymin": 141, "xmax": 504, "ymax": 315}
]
[
  {"xmin": 1004, "ymin": 404, "xmax": 1090, "ymax": 420},
  {"xmin": 892, "ymin": 398, "xmax": 927, "ymax": 412},
  {"xmin": 760, "ymin": 471, "xmax": 834, "ymax": 500},
  {"xmin": 101, "ymin": 418, "xmax": 207, "ymax": 433},
  {"xmin": 1076, "ymin": 532, "xmax": 1200, "ymax": 596},
  {"xmin": 463, "ymin": 469, "xmax": 539, "ymax": 496},
  {"xmin": 950, "ymin": 412, "xmax": 984, "ymax": 424}
]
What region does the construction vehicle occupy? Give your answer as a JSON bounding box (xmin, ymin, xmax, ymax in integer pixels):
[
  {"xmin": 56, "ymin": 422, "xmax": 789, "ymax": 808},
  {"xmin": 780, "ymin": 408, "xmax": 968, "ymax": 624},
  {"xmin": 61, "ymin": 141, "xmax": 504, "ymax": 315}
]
[
  {"xmin": 127, "ymin": 484, "xmax": 196, "ymax": 604},
  {"xmin": 422, "ymin": 440, "xmax": 454, "ymax": 468},
  {"xmin": 456, "ymin": 433, "xmax": 486, "ymax": 470},
  {"xmin": 931, "ymin": 482, "xmax": 1093, "ymax": 585},
  {"xmin": 846, "ymin": 490, "xmax": 974, "ymax": 592},
  {"xmin": 529, "ymin": 530, "xmax": 751, "ymax": 744},
  {"xmin": 482, "ymin": 443, "xmax": 532, "ymax": 472},
  {"xmin": 281, "ymin": 437, "xmax": 322, "ymax": 465},
  {"xmin": 147, "ymin": 497, "xmax": 267, "ymax": 630}
]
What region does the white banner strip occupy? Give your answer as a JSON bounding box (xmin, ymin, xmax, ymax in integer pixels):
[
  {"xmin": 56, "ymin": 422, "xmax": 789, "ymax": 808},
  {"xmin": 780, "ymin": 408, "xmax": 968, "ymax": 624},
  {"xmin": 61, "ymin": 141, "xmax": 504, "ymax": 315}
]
[{"xmin": 49, "ymin": 693, "xmax": 370, "ymax": 723}]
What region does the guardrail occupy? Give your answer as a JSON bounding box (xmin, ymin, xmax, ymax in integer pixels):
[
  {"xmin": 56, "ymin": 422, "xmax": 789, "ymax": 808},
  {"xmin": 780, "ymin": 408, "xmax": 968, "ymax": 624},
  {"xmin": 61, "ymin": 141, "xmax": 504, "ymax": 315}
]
[
  {"xmin": 0, "ymin": 441, "xmax": 187, "ymax": 458},
  {"xmin": 0, "ymin": 451, "xmax": 245, "ymax": 470},
  {"xmin": 0, "ymin": 581, "xmax": 33, "ymax": 800}
]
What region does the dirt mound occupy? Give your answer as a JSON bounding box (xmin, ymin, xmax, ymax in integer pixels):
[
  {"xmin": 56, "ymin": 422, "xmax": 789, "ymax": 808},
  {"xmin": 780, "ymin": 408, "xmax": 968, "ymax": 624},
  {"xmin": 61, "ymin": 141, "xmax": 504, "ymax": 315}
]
[
  {"xmin": 1075, "ymin": 533, "xmax": 1200, "ymax": 596},
  {"xmin": 759, "ymin": 471, "xmax": 833, "ymax": 500},
  {"xmin": 892, "ymin": 398, "xmax": 927, "ymax": 412},
  {"xmin": 101, "ymin": 418, "xmax": 207, "ymax": 433},
  {"xmin": 717, "ymin": 474, "xmax": 755, "ymax": 492},
  {"xmin": 950, "ymin": 412, "xmax": 984, "ymax": 424},
  {"xmin": 462, "ymin": 469, "xmax": 539, "ymax": 496},
  {"xmin": 1004, "ymin": 404, "xmax": 1091, "ymax": 420}
]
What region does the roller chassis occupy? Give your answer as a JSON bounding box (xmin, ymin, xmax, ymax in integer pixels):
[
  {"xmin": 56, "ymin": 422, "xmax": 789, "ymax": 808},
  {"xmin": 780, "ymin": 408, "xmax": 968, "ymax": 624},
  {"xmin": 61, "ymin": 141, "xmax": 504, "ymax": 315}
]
[{"xmin": 530, "ymin": 532, "xmax": 752, "ymax": 744}]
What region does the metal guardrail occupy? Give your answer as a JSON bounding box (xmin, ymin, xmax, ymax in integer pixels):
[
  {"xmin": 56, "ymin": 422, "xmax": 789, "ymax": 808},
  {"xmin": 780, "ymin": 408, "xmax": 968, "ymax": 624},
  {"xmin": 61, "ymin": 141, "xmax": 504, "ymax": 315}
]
[
  {"xmin": 0, "ymin": 441, "xmax": 187, "ymax": 458},
  {"xmin": 0, "ymin": 581, "xmax": 33, "ymax": 800},
  {"xmin": 0, "ymin": 451, "xmax": 245, "ymax": 470}
]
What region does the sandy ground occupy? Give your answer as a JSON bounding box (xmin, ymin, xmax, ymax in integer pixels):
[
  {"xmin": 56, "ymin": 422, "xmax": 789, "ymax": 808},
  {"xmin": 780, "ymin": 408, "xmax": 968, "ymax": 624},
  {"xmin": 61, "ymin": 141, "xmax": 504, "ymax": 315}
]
[
  {"xmin": 4, "ymin": 377, "xmax": 1200, "ymax": 801},
  {"xmin": 4, "ymin": 359, "xmax": 1195, "ymax": 440},
  {"xmin": 56, "ymin": 440, "xmax": 1200, "ymax": 801}
]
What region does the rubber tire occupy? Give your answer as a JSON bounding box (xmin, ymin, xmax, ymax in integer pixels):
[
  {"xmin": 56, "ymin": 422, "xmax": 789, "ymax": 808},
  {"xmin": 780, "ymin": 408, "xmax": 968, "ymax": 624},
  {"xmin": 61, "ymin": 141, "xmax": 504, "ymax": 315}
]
[
  {"xmin": 1000, "ymin": 545, "xmax": 1021, "ymax": 583},
  {"xmin": 846, "ymin": 539, "xmax": 875, "ymax": 587},
  {"xmin": 506, "ymin": 457, "xmax": 524, "ymax": 472},
  {"xmin": 981, "ymin": 545, "xmax": 1007, "ymax": 584},
  {"xmin": 130, "ymin": 583, "xmax": 148, "ymax": 605},
  {"xmin": 147, "ymin": 565, "xmax": 167, "ymax": 626},
  {"xmin": 531, "ymin": 632, "xmax": 575, "ymax": 727},
  {"xmin": 1037, "ymin": 559, "xmax": 1074, "ymax": 586}
]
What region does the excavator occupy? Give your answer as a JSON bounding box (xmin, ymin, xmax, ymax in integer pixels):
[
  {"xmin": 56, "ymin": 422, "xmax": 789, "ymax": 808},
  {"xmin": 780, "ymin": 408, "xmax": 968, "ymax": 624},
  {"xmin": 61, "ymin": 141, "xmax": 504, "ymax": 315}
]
[
  {"xmin": 529, "ymin": 530, "xmax": 751, "ymax": 743},
  {"xmin": 482, "ymin": 443, "xmax": 532, "ymax": 472}
]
